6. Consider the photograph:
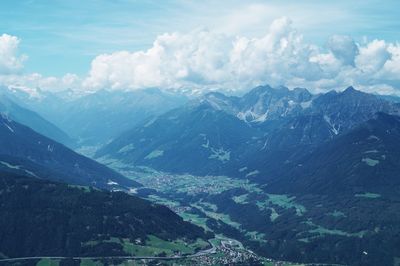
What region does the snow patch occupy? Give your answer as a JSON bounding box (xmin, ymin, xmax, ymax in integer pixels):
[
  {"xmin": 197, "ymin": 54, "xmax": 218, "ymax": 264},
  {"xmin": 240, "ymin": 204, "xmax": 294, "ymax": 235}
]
[
  {"xmin": 261, "ymin": 139, "xmax": 269, "ymax": 150},
  {"xmin": 145, "ymin": 150, "xmax": 164, "ymax": 159},
  {"xmin": 368, "ymin": 135, "xmax": 380, "ymax": 141},
  {"xmin": 237, "ymin": 109, "xmax": 268, "ymax": 123},
  {"xmin": 300, "ymin": 100, "xmax": 312, "ymax": 109},
  {"xmin": 202, "ymin": 139, "xmax": 210, "ymax": 149},
  {"xmin": 107, "ymin": 180, "xmax": 119, "ymax": 186},
  {"xmin": 144, "ymin": 117, "xmax": 157, "ymax": 127},
  {"xmin": 246, "ymin": 170, "xmax": 260, "ymax": 177},
  {"xmin": 47, "ymin": 144, "xmax": 54, "ymax": 152},
  {"xmin": 129, "ymin": 188, "xmax": 137, "ymax": 194},
  {"xmin": 0, "ymin": 161, "xmax": 21, "ymax": 169},
  {"xmin": 118, "ymin": 144, "xmax": 135, "ymax": 153},
  {"xmin": 364, "ymin": 150, "xmax": 378, "ymax": 154},
  {"xmin": 324, "ymin": 115, "xmax": 340, "ymax": 135},
  {"xmin": 253, "ymin": 111, "xmax": 268, "ymax": 122},
  {"xmin": 3, "ymin": 123, "xmax": 14, "ymax": 133},
  {"xmin": 24, "ymin": 170, "xmax": 38, "ymax": 178},
  {"xmin": 0, "ymin": 161, "xmax": 37, "ymax": 177},
  {"xmin": 239, "ymin": 167, "xmax": 248, "ymax": 172},
  {"xmin": 209, "ymin": 147, "xmax": 230, "ymax": 162}
]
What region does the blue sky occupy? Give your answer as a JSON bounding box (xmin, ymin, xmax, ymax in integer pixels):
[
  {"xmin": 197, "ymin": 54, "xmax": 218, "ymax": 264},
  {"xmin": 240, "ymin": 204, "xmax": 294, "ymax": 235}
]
[
  {"xmin": 0, "ymin": 0, "xmax": 400, "ymax": 95},
  {"xmin": 1, "ymin": 0, "xmax": 399, "ymax": 77}
]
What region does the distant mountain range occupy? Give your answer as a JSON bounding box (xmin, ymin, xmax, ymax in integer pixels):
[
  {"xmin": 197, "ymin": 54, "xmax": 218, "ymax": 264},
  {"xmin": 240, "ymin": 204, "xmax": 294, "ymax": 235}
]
[
  {"xmin": 1, "ymin": 87, "xmax": 187, "ymax": 147},
  {"xmin": 0, "ymin": 94, "xmax": 74, "ymax": 147}
]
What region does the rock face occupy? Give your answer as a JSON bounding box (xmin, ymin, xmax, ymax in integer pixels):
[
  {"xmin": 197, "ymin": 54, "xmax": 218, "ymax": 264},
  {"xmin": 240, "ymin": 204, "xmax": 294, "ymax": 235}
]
[{"xmin": 237, "ymin": 85, "xmax": 313, "ymax": 122}]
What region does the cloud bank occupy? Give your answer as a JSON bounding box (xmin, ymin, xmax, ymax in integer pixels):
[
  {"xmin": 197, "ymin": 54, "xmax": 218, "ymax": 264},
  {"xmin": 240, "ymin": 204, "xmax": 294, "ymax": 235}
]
[
  {"xmin": 1, "ymin": 17, "xmax": 400, "ymax": 95},
  {"xmin": 82, "ymin": 17, "xmax": 400, "ymax": 94}
]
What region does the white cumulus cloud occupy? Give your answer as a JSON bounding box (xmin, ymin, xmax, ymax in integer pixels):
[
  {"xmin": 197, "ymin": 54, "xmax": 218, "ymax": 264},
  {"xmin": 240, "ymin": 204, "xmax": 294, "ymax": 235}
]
[
  {"xmin": 2, "ymin": 17, "xmax": 400, "ymax": 96},
  {"xmin": 83, "ymin": 17, "xmax": 321, "ymax": 91},
  {"xmin": 83, "ymin": 17, "xmax": 400, "ymax": 95},
  {"xmin": 0, "ymin": 34, "xmax": 26, "ymax": 74},
  {"xmin": 0, "ymin": 33, "xmax": 81, "ymax": 93},
  {"xmin": 327, "ymin": 35, "xmax": 358, "ymax": 66}
]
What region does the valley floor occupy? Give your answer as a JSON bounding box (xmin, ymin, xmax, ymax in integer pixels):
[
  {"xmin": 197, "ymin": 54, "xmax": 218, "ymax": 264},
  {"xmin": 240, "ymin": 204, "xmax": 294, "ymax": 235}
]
[{"xmin": 94, "ymin": 158, "xmax": 348, "ymax": 265}]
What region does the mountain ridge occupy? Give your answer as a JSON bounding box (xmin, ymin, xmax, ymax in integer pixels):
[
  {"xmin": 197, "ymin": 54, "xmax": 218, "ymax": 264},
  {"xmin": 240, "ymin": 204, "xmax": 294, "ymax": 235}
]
[
  {"xmin": 97, "ymin": 85, "xmax": 400, "ymax": 182},
  {"xmin": 0, "ymin": 115, "xmax": 139, "ymax": 190}
]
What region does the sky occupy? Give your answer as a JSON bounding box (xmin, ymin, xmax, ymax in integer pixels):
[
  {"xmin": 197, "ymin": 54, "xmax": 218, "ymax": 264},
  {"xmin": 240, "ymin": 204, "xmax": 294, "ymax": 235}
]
[{"xmin": 0, "ymin": 0, "xmax": 400, "ymax": 94}]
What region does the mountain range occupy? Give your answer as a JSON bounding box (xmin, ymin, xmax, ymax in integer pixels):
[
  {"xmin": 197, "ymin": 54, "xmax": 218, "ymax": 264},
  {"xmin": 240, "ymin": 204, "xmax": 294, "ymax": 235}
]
[
  {"xmin": 1, "ymin": 87, "xmax": 187, "ymax": 147},
  {"xmin": 96, "ymin": 85, "xmax": 400, "ymax": 182},
  {"xmin": 1, "ymin": 84, "xmax": 400, "ymax": 265},
  {"xmin": 91, "ymin": 85, "xmax": 400, "ymax": 265},
  {"xmin": 0, "ymin": 95, "xmax": 212, "ymax": 262},
  {"xmin": 267, "ymin": 112, "xmax": 400, "ymax": 195}
]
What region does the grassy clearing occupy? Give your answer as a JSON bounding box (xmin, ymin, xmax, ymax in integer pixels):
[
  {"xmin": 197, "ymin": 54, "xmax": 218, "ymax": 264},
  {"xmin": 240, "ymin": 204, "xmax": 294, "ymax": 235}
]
[
  {"xmin": 84, "ymin": 235, "xmax": 208, "ymax": 257},
  {"xmin": 327, "ymin": 210, "xmax": 346, "ymax": 217},
  {"xmin": 197, "ymin": 201, "xmax": 218, "ymax": 212},
  {"xmin": 36, "ymin": 258, "xmax": 60, "ymax": 266},
  {"xmin": 146, "ymin": 194, "xmax": 180, "ymax": 207},
  {"xmin": 83, "ymin": 236, "xmax": 120, "ymax": 247},
  {"xmin": 310, "ymin": 227, "xmax": 366, "ymax": 237},
  {"xmin": 246, "ymin": 231, "xmax": 266, "ymax": 242},
  {"xmin": 304, "ymin": 220, "xmax": 367, "ymax": 239},
  {"xmin": 257, "ymin": 194, "xmax": 306, "ymax": 216},
  {"xmin": 355, "ymin": 192, "xmax": 381, "ymax": 199},
  {"xmin": 179, "ymin": 212, "xmax": 210, "ymax": 230},
  {"xmin": 79, "ymin": 259, "xmax": 103, "ymax": 266},
  {"xmin": 68, "ymin": 184, "xmax": 91, "ymax": 193},
  {"xmin": 122, "ymin": 235, "xmax": 208, "ymax": 256},
  {"xmin": 193, "ymin": 203, "xmax": 241, "ymax": 230},
  {"xmin": 232, "ymin": 194, "xmax": 249, "ymax": 204},
  {"xmin": 362, "ymin": 157, "xmax": 380, "ymax": 166}
]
